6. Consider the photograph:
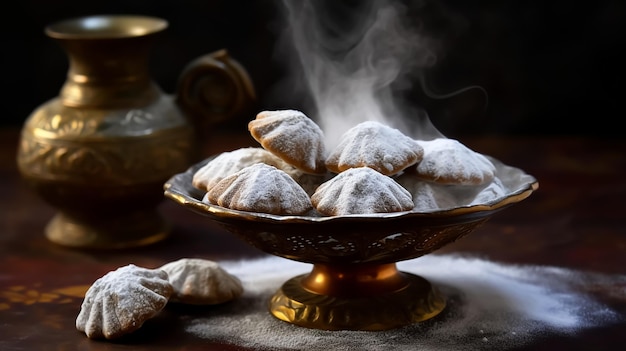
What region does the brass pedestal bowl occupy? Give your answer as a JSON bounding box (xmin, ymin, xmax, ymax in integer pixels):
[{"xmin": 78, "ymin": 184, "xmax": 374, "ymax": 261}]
[{"xmin": 164, "ymin": 157, "xmax": 538, "ymax": 331}]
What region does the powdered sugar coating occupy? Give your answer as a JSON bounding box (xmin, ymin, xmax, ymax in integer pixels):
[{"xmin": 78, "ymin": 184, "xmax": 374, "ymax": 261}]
[
  {"xmin": 470, "ymin": 176, "xmax": 506, "ymax": 205},
  {"xmin": 75, "ymin": 264, "xmax": 173, "ymax": 339},
  {"xmin": 414, "ymin": 138, "xmax": 496, "ymax": 185},
  {"xmin": 194, "ymin": 115, "xmax": 509, "ymax": 216},
  {"xmin": 205, "ymin": 163, "xmax": 313, "ymax": 215},
  {"xmin": 160, "ymin": 258, "xmax": 243, "ymax": 305},
  {"xmin": 192, "ymin": 147, "xmax": 290, "ymax": 192},
  {"xmin": 248, "ymin": 110, "xmax": 327, "ymax": 174},
  {"xmin": 325, "ymin": 121, "xmax": 424, "ymax": 176},
  {"xmin": 311, "ymin": 167, "xmax": 414, "ymax": 215}
]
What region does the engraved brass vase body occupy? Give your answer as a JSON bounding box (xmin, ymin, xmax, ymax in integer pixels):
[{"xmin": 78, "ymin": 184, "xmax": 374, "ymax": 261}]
[{"xmin": 17, "ymin": 15, "xmax": 254, "ymax": 249}]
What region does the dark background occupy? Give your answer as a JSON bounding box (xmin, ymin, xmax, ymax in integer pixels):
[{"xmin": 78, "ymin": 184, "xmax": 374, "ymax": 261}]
[{"xmin": 4, "ymin": 0, "xmax": 624, "ymax": 138}]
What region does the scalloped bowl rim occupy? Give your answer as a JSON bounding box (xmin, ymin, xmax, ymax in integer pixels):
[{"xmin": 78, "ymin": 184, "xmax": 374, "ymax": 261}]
[{"xmin": 163, "ymin": 155, "xmax": 538, "ymax": 225}]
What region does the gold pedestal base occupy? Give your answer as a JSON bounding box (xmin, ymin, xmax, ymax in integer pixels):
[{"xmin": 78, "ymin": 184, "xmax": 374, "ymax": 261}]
[
  {"xmin": 269, "ymin": 263, "xmax": 446, "ymax": 330},
  {"xmin": 45, "ymin": 210, "xmax": 170, "ymax": 249}
]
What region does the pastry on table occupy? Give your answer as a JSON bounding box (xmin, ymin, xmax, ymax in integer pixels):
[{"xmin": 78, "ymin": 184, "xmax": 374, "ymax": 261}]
[
  {"xmin": 159, "ymin": 258, "xmax": 243, "ymax": 305},
  {"xmin": 325, "ymin": 120, "xmax": 424, "ymax": 176},
  {"xmin": 248, "ymin": 109, "xmax": 327, "ymax": 175},
  {"xmin": 76, "ymin": 264, "xmax": 173, "ymax": 339},
  {"xmin": 204, "ymin": 163, "xmax": 314, "ymax": 215},
  {"xmin": 311, "ymin": 166, "xmax": 414, "ymax": 215}
]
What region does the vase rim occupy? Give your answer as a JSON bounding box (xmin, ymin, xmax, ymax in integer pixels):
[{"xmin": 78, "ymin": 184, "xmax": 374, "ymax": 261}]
[{"xmin": 45, "ymin": 15, "xmax": 168, "ymax": 40}]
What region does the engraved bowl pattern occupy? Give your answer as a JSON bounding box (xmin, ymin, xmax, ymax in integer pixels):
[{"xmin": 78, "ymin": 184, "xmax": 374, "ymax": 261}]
[{"xmin": 164, "ymin": 156, "xmax": 538, "ymax": 266}]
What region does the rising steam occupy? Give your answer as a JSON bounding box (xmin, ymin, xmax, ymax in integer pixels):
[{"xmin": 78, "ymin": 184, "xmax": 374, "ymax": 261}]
[{"xmin": 276, "ymin": 0, "xmax": 445, "ymax": 149}]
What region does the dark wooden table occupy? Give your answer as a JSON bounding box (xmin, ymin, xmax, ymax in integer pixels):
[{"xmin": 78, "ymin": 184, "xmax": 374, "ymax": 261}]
[{"xmin": 1, "ymin": 127, "xmax": 625, "ymax": 350}]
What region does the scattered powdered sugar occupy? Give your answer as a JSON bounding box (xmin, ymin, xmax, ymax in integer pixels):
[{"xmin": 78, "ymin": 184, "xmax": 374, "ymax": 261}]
[{"xmin": 185, "ymin": 255, "xmax": 624, "ymax": 351}]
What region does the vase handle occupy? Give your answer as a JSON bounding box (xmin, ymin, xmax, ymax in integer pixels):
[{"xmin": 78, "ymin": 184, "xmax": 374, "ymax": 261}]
[{"xmin": 175, "ymin": 49, "xmax": 256, "ymax": 135}]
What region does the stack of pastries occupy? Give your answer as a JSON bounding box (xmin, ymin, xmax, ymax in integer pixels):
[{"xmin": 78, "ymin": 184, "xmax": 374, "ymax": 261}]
[{"xmin": 192, "ymin": 109, "xmax": 505, "ymax": 216}]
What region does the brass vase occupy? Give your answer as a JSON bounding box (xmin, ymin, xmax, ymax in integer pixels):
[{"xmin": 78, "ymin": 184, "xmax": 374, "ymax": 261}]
[{"xmin": 16, "ymin": 15, "xmax": 255, "ymax": 249}]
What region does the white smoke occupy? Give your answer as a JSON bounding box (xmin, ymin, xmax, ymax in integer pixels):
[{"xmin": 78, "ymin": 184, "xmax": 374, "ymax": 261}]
[{"xmin": 275, "ymin": 0, "xmax": 445, "ymax": 149}]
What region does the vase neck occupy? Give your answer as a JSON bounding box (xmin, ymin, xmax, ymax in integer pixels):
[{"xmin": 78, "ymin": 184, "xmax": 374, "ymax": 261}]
[{"xmin": 56, "ymin": 37, "xmax": 161, "ymax": 108}]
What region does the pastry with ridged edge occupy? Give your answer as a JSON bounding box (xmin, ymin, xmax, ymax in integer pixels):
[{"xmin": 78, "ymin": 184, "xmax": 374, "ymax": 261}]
[
  {"xmin": 325, "ymin": 121, "xmax": 424, "ymax": 176},
  {"xmin": 248, "ymin": 109, "xmax": 327, "ymax": 175},
  {"xmin": 311, "ymin": 166, "xmax": 414, "ymax": 215},
  {"xmin": 204, "ymin": 163, "xmax": 313, "ymax": 215},
  {"xmin": 160, "ymin": 258, "xmax": 243, "ymax": 305},
  {"xmin": 192, "ymin": 147, "xmax": 289, "ymax": 192},
  {"xmin": 76, "ymin": 264, "xmax": 173, "ymax": 339},
  {"xmin": 414, "ymin": 138, "xmax": 496, "ymax": 185}
]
